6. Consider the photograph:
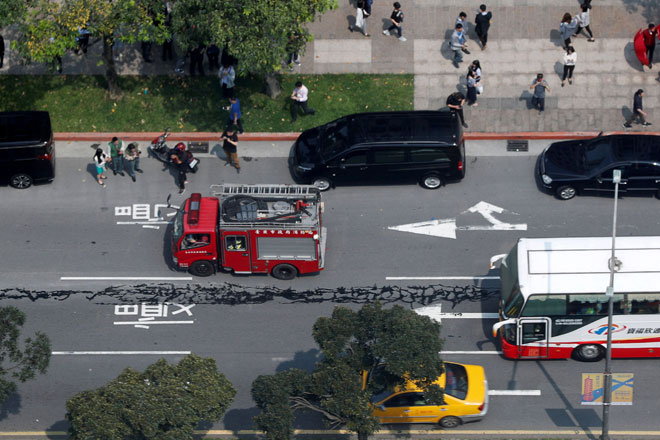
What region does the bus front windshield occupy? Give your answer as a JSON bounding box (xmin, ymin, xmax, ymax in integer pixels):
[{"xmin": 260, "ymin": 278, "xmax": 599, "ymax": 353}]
[{"xmin": 500, "ymin": 245, "xmax": 520, "ymax": 317}]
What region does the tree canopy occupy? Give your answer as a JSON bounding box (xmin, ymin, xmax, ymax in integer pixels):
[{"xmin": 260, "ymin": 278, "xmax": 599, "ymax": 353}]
[
  {"xmin": 66, "ymin": 354, "xmax": 236, "ymax": 440},
  {"xmin": 252, "ymin": 302, "xmax": 445, "ymax": 440},
  {"xmin": 0, "ymin": 306, "xmax": 51, "ymax": 404}
]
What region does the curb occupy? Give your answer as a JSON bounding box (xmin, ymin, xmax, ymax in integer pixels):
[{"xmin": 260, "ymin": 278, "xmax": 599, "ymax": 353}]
[{"xmin": 54, "ymin": 131, "xmax": 660, "ymax": 143}]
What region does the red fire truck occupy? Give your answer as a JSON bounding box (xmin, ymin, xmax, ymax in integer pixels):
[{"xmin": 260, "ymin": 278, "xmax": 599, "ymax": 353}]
[{"xmin": 171, "ymin": 184, "xmax": 327, "ymax": 280}]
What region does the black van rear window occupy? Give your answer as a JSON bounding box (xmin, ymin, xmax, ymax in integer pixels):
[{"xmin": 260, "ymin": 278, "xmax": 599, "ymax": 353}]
[
  {"xmin": 410, "ymin": 148, "xmax": 450, "ymax": 163},
  {"xmin": 364, "ymin": 117, "xmax": 412, "ymax": 141}
]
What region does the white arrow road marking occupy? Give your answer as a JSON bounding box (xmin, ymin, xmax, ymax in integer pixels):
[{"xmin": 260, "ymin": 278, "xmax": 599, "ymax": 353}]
[
  {"xmin": 415, "ymin": 304, "xmax": 499, "ymax": 323},
  {"xmin": 388, "ymin": 201, "xmax": 527, "ymax": 239}
]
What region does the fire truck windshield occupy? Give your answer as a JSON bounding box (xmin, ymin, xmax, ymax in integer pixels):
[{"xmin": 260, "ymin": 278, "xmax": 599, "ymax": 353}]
[{"xmin": 173, "ymin": 209, "xmax": 184, "ymax": 243}]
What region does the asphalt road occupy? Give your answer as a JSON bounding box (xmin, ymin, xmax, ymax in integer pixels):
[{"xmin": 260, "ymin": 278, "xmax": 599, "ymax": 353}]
[{"xmin": 1, "ymin": 143, "xmax": 659, "ymax": 437}]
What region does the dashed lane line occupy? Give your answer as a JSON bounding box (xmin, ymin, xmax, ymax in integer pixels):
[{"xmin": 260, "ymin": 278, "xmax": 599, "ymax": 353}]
[{"xmin": 386, "ymin": 276, "xmax": 499, "ymax": 280}]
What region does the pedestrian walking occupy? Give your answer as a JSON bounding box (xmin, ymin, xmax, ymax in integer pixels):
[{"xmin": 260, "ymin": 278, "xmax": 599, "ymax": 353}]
[
  {"xmin": 221, "ymin": 126, "xmax": 240, "ymax": 174},
  {"xmin": 124, "ymin": 143, "xmax": 139, "ymax": 182},
  {"xmin": 530, "ymin": 73, "xmax": 550, "ymax": 113},
  {"xmin": 207, "ymin": 44, "xmax": 220, "ymax": 70},
  {"xmin": 286, "ymin": 33, "xmax": 302, "ymax": 70},
  {"xmin": 0, "ymin": 34, "xmax": 4, "ymax": 68},
  {"xmin": 624, "ymin": 89, "xmax": 652, "ymax": 127},
  {"xmin": 561, "ymin": 46, "xmax": 577, "ymax": 87},
  {"xmin": 383, "ymin": 2, "xmax": 406, "ymax": 42},
  {"xmin": 350, "ymin": 0, "xmax": 371, "ymax": 37},
  {"xmin": 450, "ymin": 23, "xmax": 468, "ymax": 68},
  {"xmin": 93, "ymin": 148, "xmax": 110, "ymax": 186},
  {"xmin": 560, "ymin": 13, "xmax": 578, "ymax": 49},
  {"xmin": 74, "ymin": 26, "xmax": 90, "ymax": 55},
  {"xmin": 171, "ymin": 142, "xmax": 189, "ymax": 194},
  {"xmin": 446, "ymin": 92, "xmax": 468, "ymax": 128},
  {"xmin": 189, "ymin": 44, "xmax": 205, "ymax": 76},
  {"xmin": 107, "ymin": 136, "xmax": 125, "ymax": 176},
  {"xmin": 469, "ymin": 60, "xmax": 482, "ymax": 84},
  {"xmin": 642, "ymin": 24, "xmax": 659, "ymax": 69},
  {"xmin": 575, "ymin": 5, "xmax": 595, "ymax": 42},
  {"xmin": 466, "ymin": 69, "xmax": 479, "ymax": 106},
  {"xmin": 227, "ymin": 96, "xmax": 244, "ymax": 133},
  {"xmin": 474, "ymin": 4, "xmax": 492, "ymax": 50},
  {"xmin": 219, "ymin": 64, "xmax": 235, "ymax": 98},
  {"xmin": 290, "ymin": 81, "xmax": 316, "ymax": 123},
  {"xmin": 456, "ymin": 12, "xmax": 468, "ymax": 33}
]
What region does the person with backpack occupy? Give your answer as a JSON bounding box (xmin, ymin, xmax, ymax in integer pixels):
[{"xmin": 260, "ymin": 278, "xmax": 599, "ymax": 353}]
[{"xmin": 383, "ymin": 2, "xmax": 406, "ymax": 42}]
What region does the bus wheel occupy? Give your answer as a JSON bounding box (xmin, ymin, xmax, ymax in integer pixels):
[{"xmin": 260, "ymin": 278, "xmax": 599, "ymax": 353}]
[
  {"xmin": 439, "ymin": 416, "xmax": 461, "ymax": 429},
  {"xmin": 189, "ymin": 260, "xmax": 215, "ymax": 277},
  {"xmin": 271, "ymin": 264, "xmax": 297, "ymax": 280},
  {"xmin": 574, "ymin": 344, "xmax": 604, "ymax": 362}
]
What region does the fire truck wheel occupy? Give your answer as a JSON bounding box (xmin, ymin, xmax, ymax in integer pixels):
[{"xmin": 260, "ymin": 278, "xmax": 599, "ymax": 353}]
[
  {"xmin": 9, "ymin": 173, "xmax": 33, "ymax": 189},
  {"xmin": 420, "ymin": 173, "xmax": 442, "ymax": 189},
  {"xmin": 573, "ymin": 344, "xmax": 604, "ymax": 362},
  {"xmin": 271, "ymin": 263, "xmax": 298, "ymax": 280},
  {"xmin": 311, "ymin": 176, "xmax": 332, "ymax": 191},
  {"xmin": 189, "ymin": 260, "xmax": 215, "ymax": 277}
]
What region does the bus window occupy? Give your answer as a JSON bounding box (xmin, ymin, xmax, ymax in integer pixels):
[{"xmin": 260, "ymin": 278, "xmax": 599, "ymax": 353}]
[
  {"xmin": 521, "ymin": 294, "xmax": 567, "ymax": 317},
  {"xmin": 503, "ymin": 285, "xmax": 524, "ymax": 318},
  {"xmin": 521, "ymin": 322, "xmax": 547, "ymax": 344},
  {"xmin": 568, "ymin": 294, "xmax": 627, "ymax": 316}
]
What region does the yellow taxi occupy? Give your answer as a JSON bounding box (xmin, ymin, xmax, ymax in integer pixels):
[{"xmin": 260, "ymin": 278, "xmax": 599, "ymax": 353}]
[{"xmin": 367, "ymin": 362, "xmax": 488, "ymax": 428}]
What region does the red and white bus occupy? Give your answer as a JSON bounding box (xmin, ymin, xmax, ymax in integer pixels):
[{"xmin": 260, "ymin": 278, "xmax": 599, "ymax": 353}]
[{"xmin": 492, "ymin": 237, "xmax": 660, "ymax": 361}]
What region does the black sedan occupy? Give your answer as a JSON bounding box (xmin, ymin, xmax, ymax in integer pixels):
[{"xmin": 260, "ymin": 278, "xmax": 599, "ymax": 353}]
[{"xmin": 538, "ymin": 134, "xmax": 660, "ymax": 200}]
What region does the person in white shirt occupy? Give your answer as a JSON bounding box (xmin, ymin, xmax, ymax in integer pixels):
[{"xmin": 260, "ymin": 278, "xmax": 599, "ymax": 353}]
[
  {"xmin": 290, "ymin": 81, "xmax": 316, "ymax": 123},
  {"xmin": 561, "ymin": 46, "xmax": 577, "ymax": 87},
  {"xmin": 576, "ymin": 5, "xmax": 595, "ymax": 42}
]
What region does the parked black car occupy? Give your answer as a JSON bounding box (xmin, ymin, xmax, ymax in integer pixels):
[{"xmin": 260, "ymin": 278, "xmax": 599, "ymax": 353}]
[
  {"xmin": 538, "ymin": 134, "xmax": 660, "ymax": 200},
  {"xmin": 0, "ymin": 111, "xmax": 55, "ymax": 189},
  {"xmin": 292, "ymin": 111, "xmax": 466, "ymax": 191}
]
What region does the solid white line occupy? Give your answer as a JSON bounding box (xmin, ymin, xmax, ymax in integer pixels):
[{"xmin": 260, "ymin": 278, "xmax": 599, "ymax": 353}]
[
  {"xmin": 52, "ymin": 351, "xmax": 191, "ymax": 355},
  {"xmin": 386, "ymin": 276, "xmax": 499, "ymax": 280},
  {"xmin": 113, "ymin": 321, "xmax": 194, "ymax": 325},
  {"xmin": 61, "ymin": 276, "xmax": 193, "ymax": 281},
  {"xmin": 440, "ymin": 350, "xmax": 503, "ymax": 355},
  {"xmin": 116, "ymin": 221, "xmax": 171, "ymax": 225},
  {"xmin": 142, "ymin": 225, "xmax": 160, "ymax": 229},
  {"xmin": 489, "ymin": 390, "xmax": 541, "ymax": 396},
  {"xmin": 436, "ymin": 312, "xmax": 499, "ymax": 319}
]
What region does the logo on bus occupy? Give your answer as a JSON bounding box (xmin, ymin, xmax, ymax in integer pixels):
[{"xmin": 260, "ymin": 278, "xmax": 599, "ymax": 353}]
[{"xmin": 588, "ymin": 324, "xmax": 627, "ymax": 335}]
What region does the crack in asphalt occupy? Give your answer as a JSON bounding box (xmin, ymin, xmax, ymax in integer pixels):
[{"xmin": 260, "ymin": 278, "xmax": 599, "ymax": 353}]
[{"xmin": 0, "ymin": 283, "xmax": 497, "ymax": 308}]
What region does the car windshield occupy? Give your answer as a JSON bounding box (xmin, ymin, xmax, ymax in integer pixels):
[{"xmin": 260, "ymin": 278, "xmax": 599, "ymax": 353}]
[
  {"xmin": 444, "ymin": 363, "xmax": 468, "ymax": 400},
  {"xmin": 320, "ymin": 118, "xmax": 354, "ymax": 159},
  {"xmin": 580, "ymin": 139, "xmax": 614, "ymax": 172},
  {"xmin": 173, "ymin": 209, "xmax": 184, "ymax": 244}
]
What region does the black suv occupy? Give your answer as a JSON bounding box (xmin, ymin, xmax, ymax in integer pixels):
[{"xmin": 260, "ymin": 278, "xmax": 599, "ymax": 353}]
[
  {"xmin": 292, "ymin": 111, "xmax": 466, "ymax": 190},
  {"xmin": 538, "ymin": 134, "xmax": 660, "ymax": 200},
  {"xmin": 0, "ymin": 111, "xmax": 55, "ymax": 189}
]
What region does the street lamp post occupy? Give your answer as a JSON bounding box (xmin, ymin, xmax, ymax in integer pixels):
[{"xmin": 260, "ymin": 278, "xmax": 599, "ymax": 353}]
[{"xmin": 601, "ymin": 169, "xmax": 621, "ymax": 440}]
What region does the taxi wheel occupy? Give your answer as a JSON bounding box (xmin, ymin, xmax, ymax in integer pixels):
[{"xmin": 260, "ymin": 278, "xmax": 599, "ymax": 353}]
[
  {"xmin": 439, "ymin": 416, "xmax": 461, "ymax": 429},
  {"xmin": 271, "ymin": 263, "xmax": 297, "ymax": 280},
  {"xmin": 189, "ymin": 260, "xmax": 215, "ymax": 277}
]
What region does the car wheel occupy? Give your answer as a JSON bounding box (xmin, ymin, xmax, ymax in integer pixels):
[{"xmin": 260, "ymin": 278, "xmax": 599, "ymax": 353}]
[
  {"xmin": 556, "ymin": 185, "xmax": 577, "ymax": 200},
  {"xmin": 574, "ymin": 344, "xmax": 604, "ymax": 362},
  {"xmin": 271, "ymin": 263, "xmax": 298, "ymax": 280},
  {"xmin": 10, "ymin": 173, "xmax": 33, "ymax": 189},
  {"xmin": 439, "ymin": 416, "xmax": 461, "ymax": 429},
  {"xmin": 189, "ymin": 260, "xmax": 215, "ymax": 277},
  {"xmin": 312, "ymin": 176, "xmax": 332, "ymax": 191},
  {"xmin": 420, "ymin": 174, "xmax": 442, "ymax": 190}
]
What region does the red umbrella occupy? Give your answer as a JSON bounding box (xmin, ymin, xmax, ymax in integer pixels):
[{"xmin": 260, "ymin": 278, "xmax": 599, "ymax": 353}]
[{"xmin": 635, "ymin": 28, "xmax": 649, "ymax": 66}]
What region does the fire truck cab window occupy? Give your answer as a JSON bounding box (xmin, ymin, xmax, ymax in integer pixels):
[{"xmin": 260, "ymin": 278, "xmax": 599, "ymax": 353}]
[
  {"xmin": 181, "ymin": 234, "xmax": 210, "ymax": 250},
  {"xmin": 225, "ymin": 236, "xmax": 246, "ymax": 251}
]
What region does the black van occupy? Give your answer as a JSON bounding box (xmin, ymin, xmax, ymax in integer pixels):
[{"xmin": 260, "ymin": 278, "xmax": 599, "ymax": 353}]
[
  {"xmin": 0, "ymin": 111, "xmax": 55, "ymax": 189},
  {"xmin": 292, "ymin": 111, "xmax": 465, "ymax": 190}
]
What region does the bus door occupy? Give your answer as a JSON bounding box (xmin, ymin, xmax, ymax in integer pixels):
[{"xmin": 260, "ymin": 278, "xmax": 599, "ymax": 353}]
[
  {"xmin": 516, "ymin": 318, "xmax": 551, "ymax": 358},
  {"xmin": 223, "ymin": 232, "xmax": 251, "ymax": 273}
]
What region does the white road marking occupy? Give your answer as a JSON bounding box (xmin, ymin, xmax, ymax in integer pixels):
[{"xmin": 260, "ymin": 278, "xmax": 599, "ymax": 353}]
[
  {"xmin": 142, "ymin": 225, "xmax": 160, "ymax": 229},
  {"xmin": 113, "ymin": 320, "xmax": 194, "ymax": 325},
  {"xmin": 116, "ymin": 221, "xmax": 170, "ymax": 225},
  {"xmin": 388, "ymin": 201, "xmax": 527, "ymax": 239},
  {"xmin": 386, "ymin": 276, "xmax": 498, "ymax": 280},
  {"xmin": 440, "ymin": 350, "xmax": 503, "ymax": 355},
  {"xmin": 489, "ymin": 389, "xmax": 542, "ymax": 396},
  {"xmin": 61, "ymin": 276, "xmax": 193, "ymax": 281},
  {"xmin": 416, "ymin": 304, "xmax": 498, "ymax": 323},
  {"xmin": 52, "ymin": 351, "xmax": 191, "ymax": 355}
]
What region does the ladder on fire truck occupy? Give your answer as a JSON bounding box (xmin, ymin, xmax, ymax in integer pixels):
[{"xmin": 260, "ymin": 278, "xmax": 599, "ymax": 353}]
[{"xmin": 210, "ymin": 183, "xmax": 319, "ymax": 197}]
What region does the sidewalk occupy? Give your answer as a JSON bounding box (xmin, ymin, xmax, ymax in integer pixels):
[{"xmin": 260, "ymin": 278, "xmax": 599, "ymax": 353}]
[{"xmin": 1, "ymin": 0, "xmax": 658, "ymax": 133}]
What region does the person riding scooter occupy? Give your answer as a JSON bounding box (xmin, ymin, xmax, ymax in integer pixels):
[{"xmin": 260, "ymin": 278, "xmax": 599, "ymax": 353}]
[{"xmin": 171, "ymin": 142, "xmax": 189, "ymax": 194}]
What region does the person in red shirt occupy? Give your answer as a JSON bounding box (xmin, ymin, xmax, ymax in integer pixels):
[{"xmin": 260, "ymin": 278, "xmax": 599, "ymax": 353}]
[{"xmin": 642, "ymin": 23, "xmax": 659, "ymax": 68}]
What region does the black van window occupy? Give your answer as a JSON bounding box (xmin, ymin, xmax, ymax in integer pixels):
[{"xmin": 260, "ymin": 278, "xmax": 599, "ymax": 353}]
[
  {"xmin": 628, "ymin": 163, "xmax": 660, "ymax": 177},
  {"xmin": 410, "ymin": 148, "xmax": 450, "ymax": 163},
  {"xmin": 373, "ymin": 149, "xmax": 406, "ymax": 164},
  {"xmin": 412, "ymin": 118, "xmax": 443, "ymax": 141},
  {"xmin": 321, "ymin": 119, "xmax": 351, "ymax": 159},
  {"xmin": 342, "ymin": 150, "xmax": 367, "ymax": 165},
  {"xmin": 365, "ymin": 117, "xmax": 411, "ymax": 141}
]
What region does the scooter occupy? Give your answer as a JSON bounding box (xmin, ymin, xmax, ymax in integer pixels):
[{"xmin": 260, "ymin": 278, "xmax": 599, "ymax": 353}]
[{"xmin": 148, "ymin": 127, "xmax": 200, "ymax": 173}]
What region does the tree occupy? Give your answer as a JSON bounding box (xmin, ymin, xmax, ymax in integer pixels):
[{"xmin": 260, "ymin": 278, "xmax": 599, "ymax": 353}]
[
  {"xmin": 0, "ymin": 0, "xmax": 28, "ymax": 29},
  {"xmin": 0, "ymin": 306, "xmax": 51, "ymax": 404},
  {"xmin": 170, "ymin": 0, "xmax": 337, "ymax": 98},
  {"xmin": 14, "ymin": 0, "xmax": 169, "ymax": 97},
  {"xmin": 66, "ymin": 354, "xmax": 236, "ymax": 440},
  {"xmin": 252, "ymin": 302, "xmax": 445, "ymax": 440}
]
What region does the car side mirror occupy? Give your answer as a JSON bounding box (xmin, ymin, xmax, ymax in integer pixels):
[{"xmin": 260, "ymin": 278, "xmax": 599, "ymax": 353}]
[{"xmin": 378, "ymin": 405, "xmax": 386, "ymax": 411}]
